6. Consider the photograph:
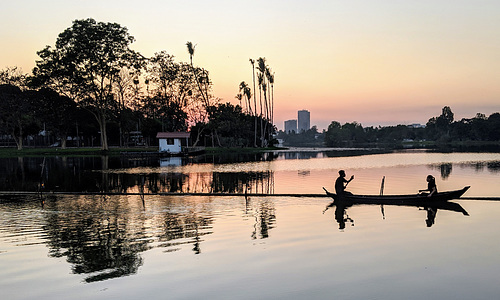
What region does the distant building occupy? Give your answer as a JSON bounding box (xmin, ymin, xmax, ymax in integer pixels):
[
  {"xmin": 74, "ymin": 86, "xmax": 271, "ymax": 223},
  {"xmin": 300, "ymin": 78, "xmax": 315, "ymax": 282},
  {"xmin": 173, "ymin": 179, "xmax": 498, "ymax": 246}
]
[
  {"xmin": 408, "ymin": 124, "xmax": 425, "ymax": 129},
  {"xmin": 284, "ymin": 119, "xmax": 298, "ymax": 134},
  {"xmin": 156, "ymin": 132, "xmax": 190, "ymax": 154},
  {"xmin": 298, "ymin": 110, "xmax": 310, "ymax": 132}
]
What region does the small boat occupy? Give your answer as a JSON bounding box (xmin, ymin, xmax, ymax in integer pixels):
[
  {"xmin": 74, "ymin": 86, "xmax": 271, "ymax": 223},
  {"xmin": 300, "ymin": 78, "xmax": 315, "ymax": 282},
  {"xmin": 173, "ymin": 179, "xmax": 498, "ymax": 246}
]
[{"xmin": 323, "ymin": 186, "xmax": 470, "ymax": 206}]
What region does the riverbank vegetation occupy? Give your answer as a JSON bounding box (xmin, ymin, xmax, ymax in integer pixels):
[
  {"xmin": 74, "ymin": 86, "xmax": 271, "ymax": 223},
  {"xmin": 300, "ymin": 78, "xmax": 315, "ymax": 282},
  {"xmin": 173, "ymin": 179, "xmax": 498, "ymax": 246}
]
[
  {"xmin": 1, "ymin": 18, "xmax": 498, "ymax": 153},
  {"xmin": 278, "ymin": 106, "xmax": 500, "ymax": 149},
  {"xmin": 0, "ymin": 18, "xmax": 276, "ymax": 151}
]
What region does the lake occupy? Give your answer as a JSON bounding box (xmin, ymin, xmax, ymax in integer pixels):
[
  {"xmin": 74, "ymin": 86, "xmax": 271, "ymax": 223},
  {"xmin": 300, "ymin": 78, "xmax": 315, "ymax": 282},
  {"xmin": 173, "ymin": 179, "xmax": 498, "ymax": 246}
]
[{"xmin": 1, "ymin": 149, "xmax": 500, "ymax": 299}]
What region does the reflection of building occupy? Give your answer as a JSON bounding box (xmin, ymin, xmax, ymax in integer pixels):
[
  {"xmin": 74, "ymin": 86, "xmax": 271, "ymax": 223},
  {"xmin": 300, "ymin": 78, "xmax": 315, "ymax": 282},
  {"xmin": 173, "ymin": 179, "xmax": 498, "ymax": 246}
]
[
  {"xmin": 160, "ymin": 157, "xmax": 182, "ymax": 167},
  {"xmin": 284, "ymin": 120, "xmax": 297, "ymax": 134},
  {"xmin": 298, "ymin": 110, "xmax": 310, "ymax": 132},
  {"xmin": 157, "ymin": 132, "xmax": 190, "ymax": 154}
]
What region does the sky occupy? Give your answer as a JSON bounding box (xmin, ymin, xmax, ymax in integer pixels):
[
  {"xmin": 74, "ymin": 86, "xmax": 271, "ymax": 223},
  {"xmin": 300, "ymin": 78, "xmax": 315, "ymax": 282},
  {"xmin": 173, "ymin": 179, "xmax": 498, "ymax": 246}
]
[{"xmin": 1, "ymin": 0, "xmax": 499, "ymax": 130}]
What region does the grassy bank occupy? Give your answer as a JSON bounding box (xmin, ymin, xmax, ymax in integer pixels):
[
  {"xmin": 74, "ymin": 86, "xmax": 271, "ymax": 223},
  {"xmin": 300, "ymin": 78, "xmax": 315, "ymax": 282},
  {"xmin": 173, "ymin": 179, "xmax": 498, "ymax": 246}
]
[
  {"xmin": 1, "ymin": 141, "xmax": 497, "ymax": 158},
  {"xmin": 0, "ymin": 147, "xmax": 158, "ymax": 157},
  {"xmin": 0, "ymin": 146, "xmax": 287, "ymax": 157}
]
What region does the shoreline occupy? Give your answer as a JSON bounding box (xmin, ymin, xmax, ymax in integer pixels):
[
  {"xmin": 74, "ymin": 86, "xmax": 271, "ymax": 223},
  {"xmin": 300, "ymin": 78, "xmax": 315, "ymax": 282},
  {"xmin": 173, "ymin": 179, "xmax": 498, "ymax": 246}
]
[{"xmin": 0, "ymin": 141, "xmax": 499, "ymax": 158}]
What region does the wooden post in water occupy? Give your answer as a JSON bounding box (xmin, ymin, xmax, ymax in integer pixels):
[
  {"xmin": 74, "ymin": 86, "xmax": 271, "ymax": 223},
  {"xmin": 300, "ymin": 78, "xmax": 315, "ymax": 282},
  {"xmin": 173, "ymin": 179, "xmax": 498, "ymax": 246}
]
[
  {"xmin": 380, "ymin": 176, "xmax": 385, "ymax": 219},
  {"xmin": 379, "ymin": 176, "xmax": 385, "ymax": 196}
]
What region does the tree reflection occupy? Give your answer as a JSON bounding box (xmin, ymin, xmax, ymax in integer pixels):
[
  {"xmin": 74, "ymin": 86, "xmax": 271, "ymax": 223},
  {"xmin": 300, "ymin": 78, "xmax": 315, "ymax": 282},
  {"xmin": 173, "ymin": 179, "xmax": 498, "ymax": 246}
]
[
  {"xmin": 43, "ymin": 196, "xmax": 149, "ymax": 282},
  {"xmin": 212, "ymin": 171, "xmax": 274, "ymax": 194},
  {"xmin": 156, "ymin": 209, "xmax": 213, "ymax": 254},
  {"xmin": 487, "ymin": 161, "xmax": 500, "ymax": 172},
  {"xmin": 246, "ymin": 198, "xmax": 276, "ymax": 239},
  {"xmin": 440, "ymin": 163, "xmax": 452, "ymax": 179},
  {"xmin": 40, "ymin": 195, "xmax": 217, "ymax": 282}
]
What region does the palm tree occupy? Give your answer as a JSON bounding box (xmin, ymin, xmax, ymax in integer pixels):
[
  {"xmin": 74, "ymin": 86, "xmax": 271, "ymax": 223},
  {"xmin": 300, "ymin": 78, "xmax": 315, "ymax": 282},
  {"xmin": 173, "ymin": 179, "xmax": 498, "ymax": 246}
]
[
  {"xmin": 266, "ymin": 67, "xmax": 274, "ymax": 143},
  {"xmin": 239, "ymin": 81, "xmax": 251, "ymax": 114},
  {"xmin": 186, "ymin": 41, "xmax": 208, "ymax": 105},
  {"xmin": 243, "ymin": 85, "xmax": 252, "ymax": 115},
  {"xmin": 257, "ymin": 58, "xmax": 269, "ymax": 118},
  {"xmin": 257, "ymin": 72, "xmax": 264, "ymax": 146},
  {"xmin": 250, "ymin": 58, "xmax": 257, "ymax": 147},
  {"xmin": 257, "ymin": 57, "xmax": 270, "ymax": 146},
  {"xmin": 187, "ymin": 42, "xmax": 195, "ymax": 65},
  {"xmin": 235, "ymin": 92, "xmax": 242, "ymax": 107}
]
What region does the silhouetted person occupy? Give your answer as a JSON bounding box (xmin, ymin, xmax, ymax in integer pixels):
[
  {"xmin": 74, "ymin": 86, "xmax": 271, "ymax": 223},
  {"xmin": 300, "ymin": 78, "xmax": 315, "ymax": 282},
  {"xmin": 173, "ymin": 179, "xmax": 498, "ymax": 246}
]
[
  {"xmin": 419, "ymin": 175, "xmax": 437, "ymax": 197},
  {"xmin": 335, "ymin": 170, "xmax": 354, "ymax": 196},
  {"xmin": 425, "ymin": 207, "xmax": 437, "ymax": 227}
]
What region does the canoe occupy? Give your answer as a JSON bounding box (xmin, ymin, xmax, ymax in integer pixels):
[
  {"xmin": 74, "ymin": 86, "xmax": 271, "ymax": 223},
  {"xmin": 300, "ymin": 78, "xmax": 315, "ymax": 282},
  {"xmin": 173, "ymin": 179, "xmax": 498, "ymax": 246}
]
[{"xmin": 323, "ymin": 186, "xmax": 470, "ymax": 205}]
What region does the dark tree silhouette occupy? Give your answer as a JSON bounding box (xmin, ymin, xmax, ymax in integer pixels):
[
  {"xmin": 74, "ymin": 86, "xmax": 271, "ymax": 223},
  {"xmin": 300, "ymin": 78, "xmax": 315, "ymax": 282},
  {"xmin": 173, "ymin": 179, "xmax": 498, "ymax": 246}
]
[{"xmin": 33, "ymin": 18, "xmax": 143, "ymax": 150}]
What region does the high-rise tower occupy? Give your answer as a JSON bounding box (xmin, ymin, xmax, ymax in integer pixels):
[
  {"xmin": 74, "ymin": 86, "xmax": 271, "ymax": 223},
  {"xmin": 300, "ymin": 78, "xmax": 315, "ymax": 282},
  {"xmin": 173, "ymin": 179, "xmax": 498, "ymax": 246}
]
[
  {"xmin": 284, "ymin": 120, "xmax": 298, "ymax": 134},
  {"xmin": 297, "ymin": 110, "xmax": 310, "ymax": 132}
]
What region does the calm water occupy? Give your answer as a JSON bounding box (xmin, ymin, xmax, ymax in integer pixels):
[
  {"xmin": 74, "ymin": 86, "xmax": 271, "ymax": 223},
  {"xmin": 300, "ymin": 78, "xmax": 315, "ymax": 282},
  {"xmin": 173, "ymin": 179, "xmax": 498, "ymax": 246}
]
[{"xmin": 1, "ymin": 150, "xmax": 500, "ymax": 299}]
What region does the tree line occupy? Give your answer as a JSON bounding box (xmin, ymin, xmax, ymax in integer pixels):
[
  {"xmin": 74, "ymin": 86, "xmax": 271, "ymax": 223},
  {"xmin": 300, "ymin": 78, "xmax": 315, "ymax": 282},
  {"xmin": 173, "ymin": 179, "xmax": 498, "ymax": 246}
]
[
  {"xmin": 0, "ymin": 18, "xmax": 275, "ymax": 150},
  {"xmin": 277, "ymin": 106, "xmax": 500, "ymax": 147},
  {"xmin": 323, "ymin": 106, "xmax": 500, "ymax": 146}
]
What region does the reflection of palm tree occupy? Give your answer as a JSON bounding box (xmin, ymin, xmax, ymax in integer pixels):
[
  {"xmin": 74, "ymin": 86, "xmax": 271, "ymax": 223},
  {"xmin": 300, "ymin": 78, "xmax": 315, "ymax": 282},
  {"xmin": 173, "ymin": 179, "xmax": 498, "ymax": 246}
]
[{"xmin": 250, "ymin": 199, "xmax": 276, "ymax": 239}]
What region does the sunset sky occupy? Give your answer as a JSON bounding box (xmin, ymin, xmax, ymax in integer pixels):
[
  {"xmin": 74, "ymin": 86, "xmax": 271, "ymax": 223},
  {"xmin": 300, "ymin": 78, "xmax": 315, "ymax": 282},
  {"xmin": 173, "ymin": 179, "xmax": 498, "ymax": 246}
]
[{"xmin": 1, "ymin": 0, "xmax": 499, "ymax": 130}]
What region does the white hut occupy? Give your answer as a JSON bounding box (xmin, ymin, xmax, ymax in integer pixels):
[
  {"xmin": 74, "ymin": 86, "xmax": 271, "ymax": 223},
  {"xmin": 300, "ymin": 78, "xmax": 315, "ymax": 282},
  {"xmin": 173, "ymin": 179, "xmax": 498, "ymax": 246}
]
[{"xmin": 156, "ymin": 132, "xmax": 190, "ymax": 154}]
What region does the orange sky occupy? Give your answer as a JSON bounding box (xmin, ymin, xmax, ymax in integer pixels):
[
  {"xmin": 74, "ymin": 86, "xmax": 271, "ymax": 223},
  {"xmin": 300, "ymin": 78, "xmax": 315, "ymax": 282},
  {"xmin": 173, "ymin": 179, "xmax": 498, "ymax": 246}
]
[{"xmin": 1, "ymin": 1, "xmax": 499, "ymax": 130}]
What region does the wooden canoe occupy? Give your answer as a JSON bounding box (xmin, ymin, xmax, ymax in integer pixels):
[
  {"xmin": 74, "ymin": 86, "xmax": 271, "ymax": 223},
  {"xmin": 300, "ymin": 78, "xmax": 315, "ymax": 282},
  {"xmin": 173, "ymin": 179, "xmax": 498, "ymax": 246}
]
[{"xmin": 323, "ymin": 186, "xmax": 470, "ymax": 205}]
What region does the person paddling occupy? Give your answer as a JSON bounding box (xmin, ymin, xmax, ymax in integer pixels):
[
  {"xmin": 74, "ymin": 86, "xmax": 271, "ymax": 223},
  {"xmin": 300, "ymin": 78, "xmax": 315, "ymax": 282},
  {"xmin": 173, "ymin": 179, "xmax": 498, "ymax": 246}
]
[
  {"xmin": 419, "ymin": 175, "xmax": 438, "ymax": 197},
  {"xmin": 335, "ymin": 170, "xmax": 354, "ymax": 196}
]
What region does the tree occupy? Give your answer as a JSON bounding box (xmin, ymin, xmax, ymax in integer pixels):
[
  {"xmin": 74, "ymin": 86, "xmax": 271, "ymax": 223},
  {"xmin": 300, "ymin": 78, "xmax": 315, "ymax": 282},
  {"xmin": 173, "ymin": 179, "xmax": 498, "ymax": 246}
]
[
  {"xmin": 33, "ymin": 18, "xmax": 143, "ymax": 150},
  {"xmin": 487, "ymin": 113, "xmax": 500, "ymax": 141},
  {"xmin": 426, "ymin": 106, "xmax": 454, "ymax": 141},
  {"xmin": 249, "ymin": 59, "xmax": 257, "ymax": 147},
  {"xmin": 206, "ymin": 103, "xmax": 261, "ymax": 147},
  {"xmin": 36, "ymin": 88, "xmax": 79, "ymax": 148},
  {"xmin": 324, "ymin": 121, "xmax": 342, "ymax": 146},
  {"xmin": 0, "ymin": 66, "xmax": 26, "ymax": 87},
  {"xmin": 238, "ymin": 81, "xmax": 252, "ymax": 115},
  {"xmin": 0, "ymin": 85, "xmax": 40, "ymax": 149},
  {"xmin": 185, "ymin": 42, "xmax": 216, "ymax": 146},
  {"xmin": 114, "ymin": 68, "xmax": 143, "ymax": 146}
]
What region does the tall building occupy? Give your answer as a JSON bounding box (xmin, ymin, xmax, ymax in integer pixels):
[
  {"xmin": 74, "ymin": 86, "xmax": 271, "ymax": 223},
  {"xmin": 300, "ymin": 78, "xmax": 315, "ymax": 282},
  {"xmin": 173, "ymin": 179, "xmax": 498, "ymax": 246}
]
[
  {"xmin": 298, "ymin": 110, "xmax": 310, "ymax": 132},
  {"xmin": 284, "ymin": 120, "xmax": 297, "ymax": 134}
]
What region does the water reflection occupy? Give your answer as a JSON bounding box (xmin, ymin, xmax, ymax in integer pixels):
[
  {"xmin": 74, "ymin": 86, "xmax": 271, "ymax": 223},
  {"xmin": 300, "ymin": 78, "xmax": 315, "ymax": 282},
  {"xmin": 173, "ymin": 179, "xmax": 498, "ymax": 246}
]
[
  {"xmin": 429, "ymin": 161, "xmax": 500, "ymax": 180},
  {"xmin": 0, "ymin": 156, "xmax": 276, "ymax": 194},
  {"xmin": 322, "ymin": 201, "xmax": 354, "ymax": 230},
  {"xmin": 1, "ymin": 153, "xmax": 499, "ymax": 196},
  {"xmin": 42, "ymin": 195, "xmax": 150, "ymax": 282},
  {"xmin": 323, "ymin": 200, "xmax": 469, "ymax": 230},
  {"xmin": 246, "ymin": 197, "xmax": 276, "ymax": 239},
  {"xmin": 0, "ymin": 194, "xmax": 277, "ymax": 282}
]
